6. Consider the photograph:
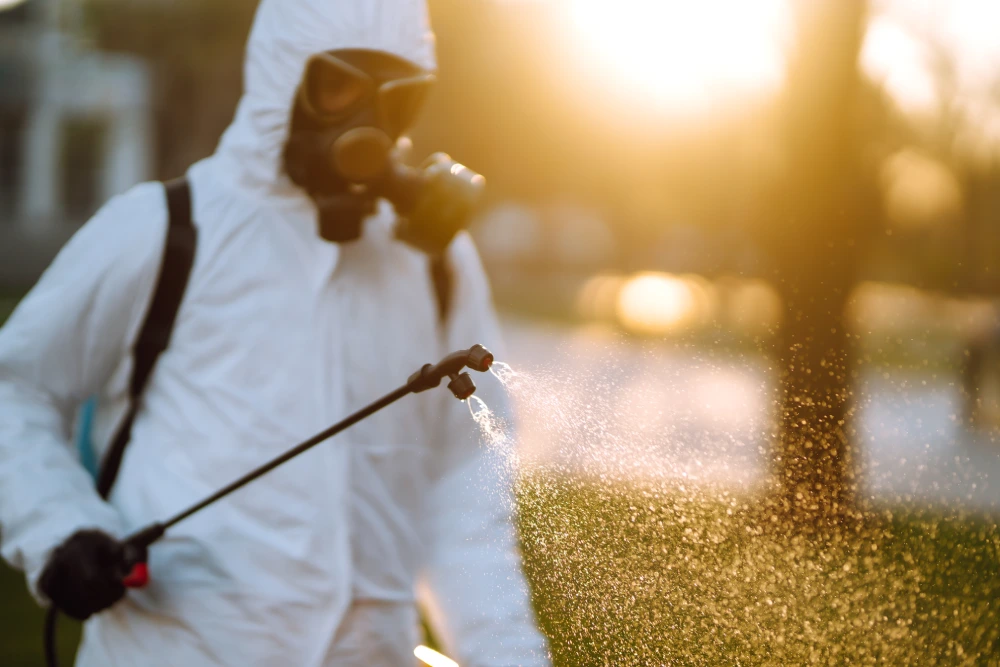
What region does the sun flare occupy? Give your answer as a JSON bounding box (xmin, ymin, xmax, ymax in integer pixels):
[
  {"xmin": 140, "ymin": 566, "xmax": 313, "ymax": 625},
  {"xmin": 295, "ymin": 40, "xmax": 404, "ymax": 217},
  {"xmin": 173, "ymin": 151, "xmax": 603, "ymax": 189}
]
[{"xmin": 565, "ymin": 0, "xmax": 790, "ymax": 112}]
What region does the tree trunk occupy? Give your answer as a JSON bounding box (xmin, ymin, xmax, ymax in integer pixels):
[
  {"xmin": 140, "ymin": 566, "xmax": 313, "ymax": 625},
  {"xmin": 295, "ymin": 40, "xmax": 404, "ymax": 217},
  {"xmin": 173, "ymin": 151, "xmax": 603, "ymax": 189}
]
[
  {"xmin": 771, "ymin": 0, "xmax": 869, "ymax": 523},
  {"xmin": 776, "ymin": 279, "xmax": 855, "ymax": 519}
]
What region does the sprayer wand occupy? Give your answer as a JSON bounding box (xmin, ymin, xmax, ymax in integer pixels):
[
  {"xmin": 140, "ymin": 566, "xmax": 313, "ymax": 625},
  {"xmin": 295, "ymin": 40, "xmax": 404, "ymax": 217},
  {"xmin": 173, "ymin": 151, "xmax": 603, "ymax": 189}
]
[{"xmin": 116, "ymin": 344, "xmax": 494, "ymax": 585}]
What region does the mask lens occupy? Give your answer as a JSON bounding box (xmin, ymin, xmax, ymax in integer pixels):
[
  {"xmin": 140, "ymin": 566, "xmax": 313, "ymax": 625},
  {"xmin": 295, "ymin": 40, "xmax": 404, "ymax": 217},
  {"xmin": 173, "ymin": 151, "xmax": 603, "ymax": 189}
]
[
  {"xmin": 379, "ymin": 74, "xmax": 435, "ymax": 137},
  {"xmin": 302, "ymin": 54, "xmax": 371, "ymax": 119}
]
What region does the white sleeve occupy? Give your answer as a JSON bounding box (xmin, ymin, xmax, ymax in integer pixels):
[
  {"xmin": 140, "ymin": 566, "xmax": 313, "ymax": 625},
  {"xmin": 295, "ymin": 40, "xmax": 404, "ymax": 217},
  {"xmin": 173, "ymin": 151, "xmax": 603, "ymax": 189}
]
[
  {"xmin": 0, "ymin": 182, "xmax": 166, "ymax": 597},
  {"xmin": 418, "ymin": 233, "xmax": 551, "ymax": 666}
]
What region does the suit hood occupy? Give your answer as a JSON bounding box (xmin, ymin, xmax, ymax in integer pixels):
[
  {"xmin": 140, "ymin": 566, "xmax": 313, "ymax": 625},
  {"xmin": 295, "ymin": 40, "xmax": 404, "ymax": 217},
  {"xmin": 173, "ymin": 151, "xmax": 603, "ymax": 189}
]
[{"xmin": 214, "ymin": 0, "xmax": 436, "ymax": 196}]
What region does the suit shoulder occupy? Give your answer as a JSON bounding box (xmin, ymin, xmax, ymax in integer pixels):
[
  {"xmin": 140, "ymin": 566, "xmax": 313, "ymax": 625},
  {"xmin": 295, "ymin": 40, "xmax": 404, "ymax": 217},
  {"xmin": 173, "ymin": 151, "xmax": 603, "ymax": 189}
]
[{"xmin": 62, "ymin": 181, "xmax": 168, "ymax": 283}]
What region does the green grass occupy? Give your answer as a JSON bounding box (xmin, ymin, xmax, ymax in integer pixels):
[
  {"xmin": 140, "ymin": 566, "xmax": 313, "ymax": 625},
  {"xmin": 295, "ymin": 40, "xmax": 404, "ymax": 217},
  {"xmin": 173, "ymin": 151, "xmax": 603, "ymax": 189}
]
[
  {"xmin": 517, "ymin": 475, "xmax": 1000, "ymax": 666},
  {"xmin": 0, "ymin": 565, "xmax": 80, "ymax": 666}
]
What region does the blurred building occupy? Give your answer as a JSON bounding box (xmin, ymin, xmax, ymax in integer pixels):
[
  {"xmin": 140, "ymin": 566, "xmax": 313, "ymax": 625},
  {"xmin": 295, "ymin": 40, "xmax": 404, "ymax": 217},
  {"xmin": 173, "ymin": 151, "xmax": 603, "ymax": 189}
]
[{"xmin": 0, "ymin": 0, "xmax": 152, "ymax": 285}]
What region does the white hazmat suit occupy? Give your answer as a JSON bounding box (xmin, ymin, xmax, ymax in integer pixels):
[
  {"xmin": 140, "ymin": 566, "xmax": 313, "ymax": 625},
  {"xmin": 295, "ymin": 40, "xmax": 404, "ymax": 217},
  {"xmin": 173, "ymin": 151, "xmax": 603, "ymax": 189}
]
[{"xmin": 0, "ymin": 0, "xmax": 550, "ymax": 665}]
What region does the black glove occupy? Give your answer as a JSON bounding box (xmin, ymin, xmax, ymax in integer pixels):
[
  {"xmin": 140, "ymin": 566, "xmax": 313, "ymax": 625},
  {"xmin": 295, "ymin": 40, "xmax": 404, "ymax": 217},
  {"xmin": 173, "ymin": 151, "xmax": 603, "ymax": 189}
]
[{"xmin": 38, "ymin": 529, "xmax": 128, "ymax": 621}]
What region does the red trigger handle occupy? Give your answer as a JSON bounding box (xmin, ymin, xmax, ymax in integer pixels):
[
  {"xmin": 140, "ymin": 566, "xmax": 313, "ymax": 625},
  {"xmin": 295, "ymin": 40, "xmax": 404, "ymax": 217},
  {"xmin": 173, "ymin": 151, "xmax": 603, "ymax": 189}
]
[
  {"xmin": 120, "ymin": 522, "xmax": 165, "ymax": 589},
  {"xmin": 122, "ymin": 562, "xmax": 149, "ymax": 588}
]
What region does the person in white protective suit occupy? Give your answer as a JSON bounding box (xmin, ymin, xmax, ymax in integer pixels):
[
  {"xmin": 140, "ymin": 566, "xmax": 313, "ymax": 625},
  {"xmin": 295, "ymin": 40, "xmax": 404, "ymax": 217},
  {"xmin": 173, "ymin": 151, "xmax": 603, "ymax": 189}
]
[{"xmin": 0, "ymin": 0, "xmax": 551, "ymax": 665}]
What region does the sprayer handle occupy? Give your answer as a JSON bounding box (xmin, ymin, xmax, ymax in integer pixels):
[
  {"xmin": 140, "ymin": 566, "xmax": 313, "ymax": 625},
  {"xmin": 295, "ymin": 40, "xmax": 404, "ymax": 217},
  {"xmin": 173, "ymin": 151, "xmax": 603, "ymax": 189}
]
[
  {"xmin": 119, "ymin": 522, "xmax": 166, "ymax": 589},
  {"xmin": 120, "ymin": 542, "xmax": 149, "ymax": 588}
]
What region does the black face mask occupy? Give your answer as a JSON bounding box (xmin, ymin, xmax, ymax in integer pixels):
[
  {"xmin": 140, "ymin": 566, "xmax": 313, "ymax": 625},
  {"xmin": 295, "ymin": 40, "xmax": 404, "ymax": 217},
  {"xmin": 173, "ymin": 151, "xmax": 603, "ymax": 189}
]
[{"xmin": 283, "ymin": 48, "xmax": 485, "ymax": 253}]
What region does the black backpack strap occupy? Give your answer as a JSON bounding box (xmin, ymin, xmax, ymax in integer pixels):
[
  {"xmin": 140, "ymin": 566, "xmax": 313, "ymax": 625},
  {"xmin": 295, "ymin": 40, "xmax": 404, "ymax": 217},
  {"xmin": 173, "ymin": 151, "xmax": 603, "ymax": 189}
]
[
  {"xmin": 430, "ymin": 255, "xmax": 452, "ymax": 324},
  {"xmin": 96, "ymin": 178, "xmax": 197, "ymax": 499}
]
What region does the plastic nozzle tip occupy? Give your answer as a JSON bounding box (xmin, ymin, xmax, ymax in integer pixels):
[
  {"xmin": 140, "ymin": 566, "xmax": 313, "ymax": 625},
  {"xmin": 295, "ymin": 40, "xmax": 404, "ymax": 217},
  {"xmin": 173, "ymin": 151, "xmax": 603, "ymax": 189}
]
[{"xmin": 467, "ymin": 344, "xmax": 494, "ymax": 373}]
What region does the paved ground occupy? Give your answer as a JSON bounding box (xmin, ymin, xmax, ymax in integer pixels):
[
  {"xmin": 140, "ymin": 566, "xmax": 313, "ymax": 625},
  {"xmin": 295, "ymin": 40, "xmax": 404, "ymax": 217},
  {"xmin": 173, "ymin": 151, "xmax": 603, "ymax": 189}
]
[{"xmin": 500, "ymin": 317, "xmax": 1000, "ymax": 510}]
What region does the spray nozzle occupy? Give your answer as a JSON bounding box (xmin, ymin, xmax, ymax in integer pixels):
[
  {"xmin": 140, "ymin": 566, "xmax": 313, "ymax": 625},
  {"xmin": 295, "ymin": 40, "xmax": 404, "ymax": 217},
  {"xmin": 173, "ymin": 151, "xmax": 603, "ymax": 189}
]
[
  {"xmin": 446, "ymin": 373, "xmax": 476, "ymax": 400},
  {"xmin": 407, "ymin": 344, "xmax": 494, "ymax": 396},
  {"xmin": 465, "ymin": 344, "xmax": 494, "ymax": 373}
]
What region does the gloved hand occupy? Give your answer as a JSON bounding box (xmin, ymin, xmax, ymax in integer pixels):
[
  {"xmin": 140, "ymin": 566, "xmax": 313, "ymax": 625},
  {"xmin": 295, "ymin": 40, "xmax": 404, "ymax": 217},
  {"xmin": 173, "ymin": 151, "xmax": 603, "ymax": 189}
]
[{"xmin": 38, "ymin": 529, "xmax": 128, "ymax": 621}]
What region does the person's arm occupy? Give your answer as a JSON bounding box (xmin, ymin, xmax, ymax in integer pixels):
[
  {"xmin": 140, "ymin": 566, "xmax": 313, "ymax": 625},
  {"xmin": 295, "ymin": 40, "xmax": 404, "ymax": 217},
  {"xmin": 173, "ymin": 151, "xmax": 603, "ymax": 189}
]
[
  {"xmin": 418, "ymin": 233, "xmax": 551, "ymax": 666},
  {"xmin": 0, "ymin": 182, "xmax": 167, "ymax": 598}
]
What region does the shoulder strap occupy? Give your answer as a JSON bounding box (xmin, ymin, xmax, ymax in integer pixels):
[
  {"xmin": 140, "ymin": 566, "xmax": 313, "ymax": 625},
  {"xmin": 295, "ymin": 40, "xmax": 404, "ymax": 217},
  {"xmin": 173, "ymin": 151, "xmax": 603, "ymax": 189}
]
[{"xmin": 96, "ymin": 178, "xmax": 197, "ymax": 499}]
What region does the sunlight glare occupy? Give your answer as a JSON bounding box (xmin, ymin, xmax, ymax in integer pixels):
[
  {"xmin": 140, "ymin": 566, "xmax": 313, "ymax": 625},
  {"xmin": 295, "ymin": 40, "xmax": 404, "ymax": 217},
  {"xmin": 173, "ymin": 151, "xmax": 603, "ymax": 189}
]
[
  {"xmin": 565, "ymin": 0, "xmax": 790, "ymax": 112},
  {"xmin": 861, "ymin": 17, "xmax": 937, "ymax": 115},
  {"xmin": 414, "ymin": 646, "xmax": 459, "ymax": 667},
  {"xmin": 864, "ymin": 0, "xmax": 1000, "ymax": 153}
]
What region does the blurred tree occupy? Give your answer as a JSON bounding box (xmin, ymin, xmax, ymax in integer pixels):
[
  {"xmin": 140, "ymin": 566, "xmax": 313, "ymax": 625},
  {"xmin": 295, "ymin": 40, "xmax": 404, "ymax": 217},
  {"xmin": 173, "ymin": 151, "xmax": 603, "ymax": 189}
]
[{"xmin": 765, "ymin": 0, "xmax": 874, "ymax": 524}]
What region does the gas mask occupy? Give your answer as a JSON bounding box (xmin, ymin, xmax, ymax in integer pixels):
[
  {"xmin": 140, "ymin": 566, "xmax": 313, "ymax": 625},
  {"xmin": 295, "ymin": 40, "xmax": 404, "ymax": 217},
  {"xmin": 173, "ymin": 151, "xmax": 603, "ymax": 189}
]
[{"xmin": 282, "ymin": 48, "xmax": 485, "ymax": 254}]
